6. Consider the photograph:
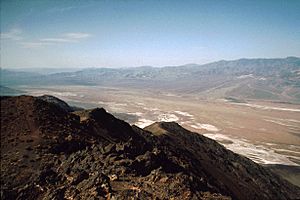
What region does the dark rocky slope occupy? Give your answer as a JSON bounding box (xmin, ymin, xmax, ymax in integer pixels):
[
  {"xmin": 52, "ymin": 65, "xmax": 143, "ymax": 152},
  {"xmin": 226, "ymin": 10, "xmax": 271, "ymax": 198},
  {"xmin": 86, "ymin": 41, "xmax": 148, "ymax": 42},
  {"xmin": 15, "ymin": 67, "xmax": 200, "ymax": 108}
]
[{"xmin": 1, "ymin": 95, "xmax": 299, "ymax": 200}]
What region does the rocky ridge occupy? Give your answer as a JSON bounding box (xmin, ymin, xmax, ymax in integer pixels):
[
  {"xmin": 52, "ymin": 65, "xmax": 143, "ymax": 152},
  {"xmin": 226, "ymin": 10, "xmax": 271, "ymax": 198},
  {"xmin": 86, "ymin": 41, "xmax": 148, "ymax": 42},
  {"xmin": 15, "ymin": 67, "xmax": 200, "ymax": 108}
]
[{"xmin": 1, "ymin": 95, "xmax": 299, "ymax": 200}]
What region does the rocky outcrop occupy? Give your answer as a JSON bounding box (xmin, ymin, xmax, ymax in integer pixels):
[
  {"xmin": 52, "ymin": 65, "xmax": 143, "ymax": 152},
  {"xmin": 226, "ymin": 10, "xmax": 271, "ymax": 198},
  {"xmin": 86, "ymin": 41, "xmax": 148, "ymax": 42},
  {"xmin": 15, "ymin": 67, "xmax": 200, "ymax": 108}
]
[
  {"xmin": 1, "ymin": 95, "xmax": 299, "ymax": 199},
  {"xmin": 37, "ymin": 95, "xmax": 82, "ymax": 112}
]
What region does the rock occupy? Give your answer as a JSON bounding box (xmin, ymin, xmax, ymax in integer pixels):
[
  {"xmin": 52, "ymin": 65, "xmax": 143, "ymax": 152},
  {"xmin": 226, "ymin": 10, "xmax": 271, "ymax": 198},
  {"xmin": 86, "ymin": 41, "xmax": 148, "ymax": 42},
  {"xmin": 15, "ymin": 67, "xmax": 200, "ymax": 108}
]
[
  {"xmin": 108, "ymin": 174, "xmax": 118, "ymax": 181},
  {"xmin": 1, "ymin": 96, "xmax": 299, "ymax": 200}
]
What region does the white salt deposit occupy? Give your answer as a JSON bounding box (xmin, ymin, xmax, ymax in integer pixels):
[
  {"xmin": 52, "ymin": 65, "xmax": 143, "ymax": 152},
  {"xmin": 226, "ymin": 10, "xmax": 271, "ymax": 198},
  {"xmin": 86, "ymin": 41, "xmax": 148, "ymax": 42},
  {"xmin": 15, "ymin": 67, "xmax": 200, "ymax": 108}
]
[
  {"xmin": 174, "ymin": 111, "xmax": 194, "ymax": 117},
  {"xmin": 233, "ymin": 103, "xmax": 300, "ymax": 112},
  {"xmin": 203, "ymin": 133, "xmax": 299, "ymax": 166},
  {"xmin": 128, "ymin": 112, "xmax": 143, "ymax": 117},
  {"xmin": 52, "ymin": 92, "xmax": 77, "ymax": 97},
  {"xmin": 157, "ymin": 114, "xmax": 179, "ymax": 122},
  {"xmin": 191, "ymin": 123, "xmax": 219, "ymax": 132},
  {"xmin": 237, "ymin": 74, "xmax": 254, "ymax": 79},
  {"xmin": 134, "ymin": 119, "xmax": 155, "ymax": 128},
  {"xmin": 264, "ymin": 119, "xmax": 299, "ymax": 128}
]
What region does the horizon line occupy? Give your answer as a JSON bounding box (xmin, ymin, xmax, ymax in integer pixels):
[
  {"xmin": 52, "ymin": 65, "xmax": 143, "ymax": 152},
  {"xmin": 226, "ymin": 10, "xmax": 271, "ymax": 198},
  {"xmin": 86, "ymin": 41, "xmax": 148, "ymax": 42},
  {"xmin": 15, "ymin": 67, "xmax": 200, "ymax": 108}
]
[{"xmin": 1, "ymin": 56, "xmax": 299, "ymax": 70}]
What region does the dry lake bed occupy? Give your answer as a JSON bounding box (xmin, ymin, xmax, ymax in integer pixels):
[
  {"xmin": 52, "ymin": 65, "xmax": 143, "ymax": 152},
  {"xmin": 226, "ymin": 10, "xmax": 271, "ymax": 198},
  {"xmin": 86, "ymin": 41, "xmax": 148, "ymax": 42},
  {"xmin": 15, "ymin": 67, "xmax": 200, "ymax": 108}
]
[{"xmin": 20, "ymin": 85, "xmax": 300, "ymax": 166}]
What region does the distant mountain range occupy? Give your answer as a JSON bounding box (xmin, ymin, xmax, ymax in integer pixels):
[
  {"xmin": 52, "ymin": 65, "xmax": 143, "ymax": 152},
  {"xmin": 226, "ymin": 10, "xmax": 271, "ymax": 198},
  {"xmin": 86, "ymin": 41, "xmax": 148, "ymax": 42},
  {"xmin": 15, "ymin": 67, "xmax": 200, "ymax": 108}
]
[
  {"xmin": 1, "ymin": 95, "xmax": 299, "ymax": 199},
  {"xmin": 1, "ymin": 57, "xmax": 300, "ymax": 102}
]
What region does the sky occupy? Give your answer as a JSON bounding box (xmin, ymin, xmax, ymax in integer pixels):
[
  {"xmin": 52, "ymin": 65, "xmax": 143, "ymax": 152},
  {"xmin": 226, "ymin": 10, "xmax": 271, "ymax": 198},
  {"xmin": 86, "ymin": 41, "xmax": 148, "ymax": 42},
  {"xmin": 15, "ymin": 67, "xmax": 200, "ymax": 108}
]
[{"xmin": 1, "ymin": 0, "xmax": 300, "ymax": 68}]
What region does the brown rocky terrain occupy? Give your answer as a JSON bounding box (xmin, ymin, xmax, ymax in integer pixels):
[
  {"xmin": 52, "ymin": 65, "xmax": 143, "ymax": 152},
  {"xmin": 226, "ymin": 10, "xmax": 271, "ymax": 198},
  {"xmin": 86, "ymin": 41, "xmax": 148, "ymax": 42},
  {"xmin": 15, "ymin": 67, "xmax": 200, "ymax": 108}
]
[{"xmin": 1, "ymin": 95, "xmax": 299, "ymax": 200}]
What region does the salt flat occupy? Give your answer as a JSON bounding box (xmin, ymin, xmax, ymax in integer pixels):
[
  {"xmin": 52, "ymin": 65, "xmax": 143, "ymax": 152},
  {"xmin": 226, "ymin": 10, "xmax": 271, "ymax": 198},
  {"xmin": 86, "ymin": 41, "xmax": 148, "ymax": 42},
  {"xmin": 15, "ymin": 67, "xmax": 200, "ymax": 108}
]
[
  {"xmin": 20, "ymin": 85, "xmax": 300, "ymax": 166},
  {"xmin": 204, "ymin": 133, "xmax": 300, "ymax": 165}
]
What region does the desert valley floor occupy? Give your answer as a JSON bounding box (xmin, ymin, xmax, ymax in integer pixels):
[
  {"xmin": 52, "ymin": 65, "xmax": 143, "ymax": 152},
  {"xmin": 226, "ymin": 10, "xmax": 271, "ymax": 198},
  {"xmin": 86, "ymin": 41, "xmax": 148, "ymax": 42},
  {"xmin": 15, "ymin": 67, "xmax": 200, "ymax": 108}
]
[{"xmin": 18, "ymin": 85, "xmax": 300, "ymax": 169}]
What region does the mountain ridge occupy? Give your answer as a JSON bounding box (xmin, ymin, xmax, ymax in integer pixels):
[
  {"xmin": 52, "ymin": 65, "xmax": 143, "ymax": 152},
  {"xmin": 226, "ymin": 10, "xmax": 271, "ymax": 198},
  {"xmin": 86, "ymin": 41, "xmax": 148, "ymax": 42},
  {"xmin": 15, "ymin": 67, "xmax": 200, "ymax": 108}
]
[
  {"xmin": 2, "ymin": 56, "xmax": 299, "ymax": 71},
  {"xmin": 1, "ymin": 57, "xmax": 299, "ymax": 103},
  {"xmin": 1, "ymin": 95, "xmax": 299, "ymax": 199}
]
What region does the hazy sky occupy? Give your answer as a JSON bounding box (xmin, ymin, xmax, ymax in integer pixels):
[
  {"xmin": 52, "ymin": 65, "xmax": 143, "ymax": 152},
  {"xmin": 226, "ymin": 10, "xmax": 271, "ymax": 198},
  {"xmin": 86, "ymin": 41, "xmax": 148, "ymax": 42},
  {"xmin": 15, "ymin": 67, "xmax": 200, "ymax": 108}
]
[{"xmin": 1, "ymin": 0, "xmax": 300, "ymax": 68}]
